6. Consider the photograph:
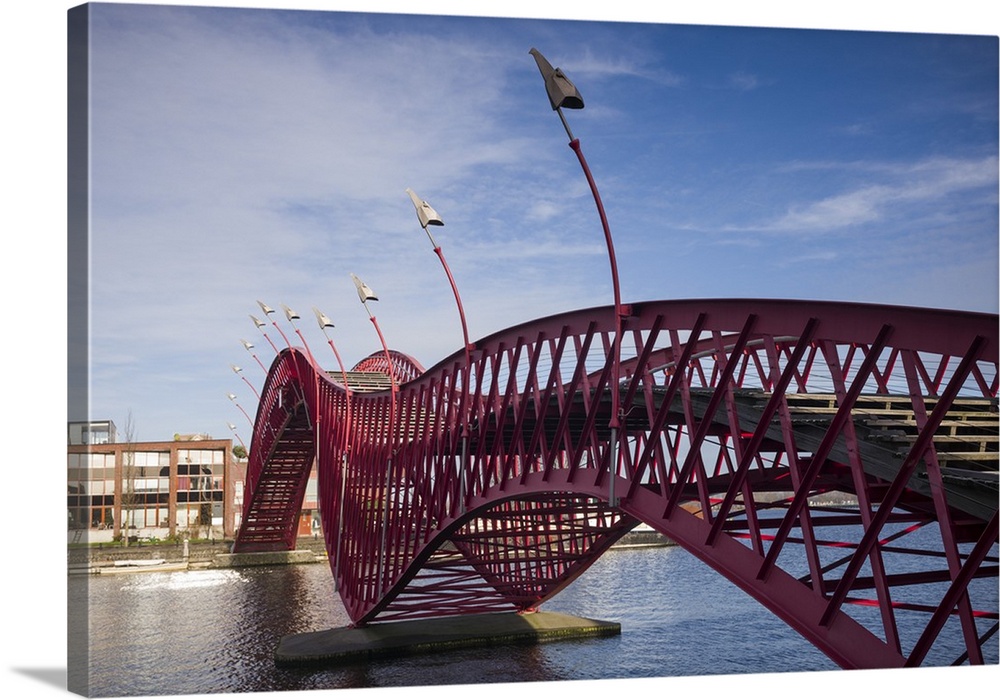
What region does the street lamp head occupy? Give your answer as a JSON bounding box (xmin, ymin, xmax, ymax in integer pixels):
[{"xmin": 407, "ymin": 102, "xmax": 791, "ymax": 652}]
[
  {"xmin": 313, "ymin": 307, "xmax": 335, "ymax": 330},
  {"xmin": 227, "ymin": 393, "xmax": 237, "ymax": 401},
  {"xmin": 405, "ymin": 187, "xmax": 444, "ymax": 229},
  {"xmin": 281, "ymin": 304, "xmax": 300, "ymax": 322},
  {"xmin": 231, "ymin": 364, "xmax": 242, "ymax": 374},
  {"xmin": 250, "ymin": 314, "xmax": 266, "ymax": 329},
  {"xmin": 350, "ymin": 273, "xmax": 379, "ymax": 304},
  {"xmin": 227, "ymin": 422, "xmax": 237, "ymax": 431},
  {"xmin": 240, "ymin": 339, "xmax": 254, "ymax": 351},
  {"xmin": 529, "ymin": 48, "xmax": 584, "ymax": 111},
  {"xmin": 256, "ymin": 300, "xmax": 275, "ymax": 316}
]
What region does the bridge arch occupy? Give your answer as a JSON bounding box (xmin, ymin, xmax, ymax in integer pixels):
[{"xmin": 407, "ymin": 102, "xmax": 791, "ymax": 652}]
[{"xmin": 235, "ymin": 298, "xmax": 998, "ymax": 669}]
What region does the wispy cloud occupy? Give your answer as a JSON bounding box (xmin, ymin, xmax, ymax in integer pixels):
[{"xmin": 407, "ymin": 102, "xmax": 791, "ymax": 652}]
[
  {"xmin": 75, "ymin": 6, "xmax": 998, "ymax": 440},
  {"xmin": 838, "ymin": 122, "xmax": 875, "ymax": 136},
  {"xmin": 775, "ymin": 249, "xmax": 839, "ymax": 267},
  {"xmin": 554, "ymin": 47, "xmax": 685, "ymax": 88},
  {"xmin": 728, "ymin": 71, "xmax": 760, "ymax": 91}
]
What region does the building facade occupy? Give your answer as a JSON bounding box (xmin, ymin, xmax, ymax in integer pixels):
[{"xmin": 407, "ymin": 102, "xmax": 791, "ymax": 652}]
[
  {"xmin": 67, "ymin": 419, "xmax": 117, "ymax": 446},
  {"xmin": 68, "ymin": 424, "xmax": 248, "ymax": 543}
]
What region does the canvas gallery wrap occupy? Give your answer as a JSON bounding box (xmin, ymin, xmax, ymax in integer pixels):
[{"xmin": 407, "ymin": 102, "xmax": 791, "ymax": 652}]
[{"xmin": 65, "ymin": 2, "xmax": 998, "ymax": 698}]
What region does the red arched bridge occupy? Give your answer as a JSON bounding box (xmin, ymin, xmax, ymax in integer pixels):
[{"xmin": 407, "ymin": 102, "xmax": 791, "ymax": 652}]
[{"xmin": 234, "ymin": 298, "xmax": 998, "ymax": 669}]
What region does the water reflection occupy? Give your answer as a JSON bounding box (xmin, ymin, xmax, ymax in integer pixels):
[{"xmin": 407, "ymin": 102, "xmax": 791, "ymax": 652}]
[{"xmin": 72, "ymin": 535, "xmax": 998, "ymax": 697}]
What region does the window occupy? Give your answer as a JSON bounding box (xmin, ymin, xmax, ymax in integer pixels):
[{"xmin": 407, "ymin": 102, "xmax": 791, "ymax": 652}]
[{"xmin": 176, "ymin": 448, "xmax": 224, "ymax": 535}]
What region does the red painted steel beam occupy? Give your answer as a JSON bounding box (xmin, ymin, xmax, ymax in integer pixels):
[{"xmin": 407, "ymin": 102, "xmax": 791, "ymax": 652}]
[{"xmin": 234, "ymin": 299, "xmax": 998, "ymax": 669}]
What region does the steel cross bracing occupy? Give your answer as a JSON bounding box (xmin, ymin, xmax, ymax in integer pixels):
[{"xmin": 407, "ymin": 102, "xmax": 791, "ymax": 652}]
[{"xmin": 233, "ymin": 298, "xmax": 999, "ymax": 669}]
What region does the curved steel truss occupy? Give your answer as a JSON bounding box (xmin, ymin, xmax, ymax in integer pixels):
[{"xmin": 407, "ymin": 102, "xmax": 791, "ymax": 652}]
[{"xmin": 234, "ymin": 298, "xmax": 998, "ymax": 669}]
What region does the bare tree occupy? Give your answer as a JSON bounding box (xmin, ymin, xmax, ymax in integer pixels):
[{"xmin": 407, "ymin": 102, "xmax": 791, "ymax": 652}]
[{"xmin": 119, "ymin": 410, "xmax": 138, "ymax": 548}]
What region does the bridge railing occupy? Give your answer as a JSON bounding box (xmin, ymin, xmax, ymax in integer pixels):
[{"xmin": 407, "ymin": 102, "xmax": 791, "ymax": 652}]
[{"xmin": 238, "ymin": 298, "xmax": 998, "ymax": 667}]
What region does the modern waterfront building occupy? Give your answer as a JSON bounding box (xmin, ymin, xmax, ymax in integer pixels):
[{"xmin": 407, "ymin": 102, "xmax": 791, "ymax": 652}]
[
  {"xmin": 67, "ymin": 421, "xmax": 322, "ymax": 544},
  {"xmin": 67, "ymin": 419, "xmax": 117, "ymax": 446},
  {"xmin": 68, "ymin": 422, "xmax": 248, "ymax": 543}
]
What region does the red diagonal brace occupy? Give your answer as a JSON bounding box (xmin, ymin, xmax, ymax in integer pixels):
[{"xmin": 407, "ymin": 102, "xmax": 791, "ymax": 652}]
[
  {"xmin": 905, "ymin": 511, "xmax": 999, "ymax": 666},
  {"xmin": 818, "ymin": 335, "xmax": 988, "ymax": 627},
  {"xmin": 708, "ymin": 317, "xmax": 819, "ymax": 545},
  {"xmin": 757, "ymin": 323, "xmax": 894, "ymax": 580},
  {"xmin": 663, "ymin": 314, "xmax": 757, "ymax": 518}
]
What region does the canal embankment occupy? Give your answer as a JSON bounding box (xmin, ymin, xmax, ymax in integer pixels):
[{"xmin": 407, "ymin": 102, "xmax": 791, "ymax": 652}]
[
  {"xmin": 68, "ymin": 537, "xmax": 330, "ymax": 575},
  {"xmin": 69, "ymin": 529, "xmax": 673, "ymax": 575}
]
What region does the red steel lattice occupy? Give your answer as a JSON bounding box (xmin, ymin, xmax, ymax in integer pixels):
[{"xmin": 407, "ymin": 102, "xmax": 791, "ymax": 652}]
[{"xmin": 234, "ymin": 298, "xmax": 999, "ymax": 669}]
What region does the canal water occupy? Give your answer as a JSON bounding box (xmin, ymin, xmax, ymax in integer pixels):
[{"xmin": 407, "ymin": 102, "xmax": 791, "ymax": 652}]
[{"xmin": 70, "ymin": 538, "xmax": 997, "ymax": 698}]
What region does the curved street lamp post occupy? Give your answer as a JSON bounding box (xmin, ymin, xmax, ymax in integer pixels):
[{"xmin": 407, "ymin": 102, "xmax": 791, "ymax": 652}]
[
  {"xmin": 350, "ymin": 273, "xmax": 399, "ymax": 598},
  {"xmin": 405, "ymin": 187, "xmax": 473, "ymax": 514},
  {"xmin": 231, "ymin": 364, "xmax": 261, "ymax": 401},
  {"xmin": 240, "ymin": 338, "xmax": 269, "ymax": 374},
  {"xmin": 280, "ymin": 304, "xmax": 317, "ymax": 365},
  {"xmin": 249, "ymin": 314, "xmax": 280, "ymax": 355},
  {"xmin": 227, "ymin": 392, "xmax": 253, "ymax": 429},
  {"xmin": 226, "ymin": 421, "xmax": 248, "ymax": 454},
  {"xmin": 530, "ymin": 47, "xmax": 627, "ymax": 507},
  {"xmin": 314, "ymin": 307, "xmax": 354, "ymax": 591},
  {"xmin": 256, "ymin": 300, "xmax": 294, "ymax": 349}
]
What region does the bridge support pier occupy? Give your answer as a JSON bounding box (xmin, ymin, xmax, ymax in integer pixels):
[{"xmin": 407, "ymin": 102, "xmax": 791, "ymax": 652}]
[{"xmin": 274, "ymin": 611, "xmax": 621, "ymax": 667}]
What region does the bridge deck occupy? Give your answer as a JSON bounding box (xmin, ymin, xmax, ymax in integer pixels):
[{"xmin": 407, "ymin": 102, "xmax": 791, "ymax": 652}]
[
  {"xmin": 234, "ymin": 298, "xmax": 998, "ymax": 667},
  {"xmin": 477, "ymin": 387, "xmax": 998, "ymax": 522},
  {"xmin": 325, "ymin": 370, "xmax": 392, "ymax": 393},
  {"xmin": 681, "ymin": 390, "xmax": 997, "ymax": 521}
]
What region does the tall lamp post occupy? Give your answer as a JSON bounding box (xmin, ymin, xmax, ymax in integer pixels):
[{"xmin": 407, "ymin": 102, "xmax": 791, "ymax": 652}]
[
  {"xmin": 226, "ymin": 421, "xmax": 248, "ymax": 454},
  {"xmin": 350, "ymin": 273, "xmax": 399, "ymax": 598},
  {"xmin": 256, "ymin": 300, "xmax": 294, "ymax": 348},
  {"xmin": 227, "ymin": 392, "xmax": 253, "ymax": 429},
  {"xmin": 280, "ymin": 304, "xmax": 317, "ymax": 365},
  {"xmin": 314, "ymin": 307, "xmax": 354, "ymax": 591},
  {"xmin": 231, "ymin": 364, "xmax": 261, "ymax": 401},
  {"xmin": 404, "ymin": 188, "xmax": 473, "ymax": 358},
  {"xmin": 240, "ymin": 338, "xmax": 269, "ymax": 374},
  {"xmin": 405, "ymin": 187, "xmax": 473, "ymax": 514},
  {"xmin": 530, "ymin": 48, "xmax": 627, "ymax": 506},
  {"xmin": 314, "ymin": 308, "xmax": 353, "ymax": 393},
  {"xmin": 249, "ymin": 314, "xmax": 280, "ymax": 355}
]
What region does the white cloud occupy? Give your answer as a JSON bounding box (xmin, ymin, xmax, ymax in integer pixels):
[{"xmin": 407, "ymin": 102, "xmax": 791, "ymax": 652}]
[
  {"xmin": 558, "ymin": 48, "xmax": 685, "ymax": 88},
  {"xmin": 84, "ymin": 7, "xmax": 634, "ymax": 437},
  {"xmin": 76, "ymin": 6, "xmax": 999, "ymax": 440},
  {"xmin": 752, "ymin": 155, "xmax": 998, "ymax": 234},
  {"xmin": 770, "ymin": 184, "xmax": 890, "ymax": 230},
  {"xmin": 728, "ymin": 71, "xmax": 760, "ymax": 91}
]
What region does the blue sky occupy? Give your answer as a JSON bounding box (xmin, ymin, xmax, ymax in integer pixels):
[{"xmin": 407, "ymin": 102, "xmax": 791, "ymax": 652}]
[
  {"xmin": 3, "ymin": 3, "xmax": 998, "ymax": 698},
  {"xmin": 78, "ymin": 3, "xmax": 998, "ymax": 443}
]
